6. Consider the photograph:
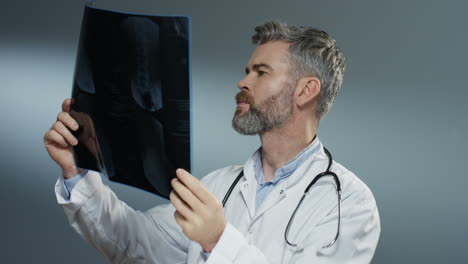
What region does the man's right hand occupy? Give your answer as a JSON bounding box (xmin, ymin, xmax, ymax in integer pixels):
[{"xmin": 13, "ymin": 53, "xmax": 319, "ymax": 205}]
[{"xmin": 43, "ymin": 99, "xmax": 81, "ymax": 179}]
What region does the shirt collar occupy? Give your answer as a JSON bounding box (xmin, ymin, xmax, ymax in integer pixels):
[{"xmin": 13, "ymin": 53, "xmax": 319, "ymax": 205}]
[{"xmin": 254, "ymin": 136, "xmax": 321, "ymax": 185}]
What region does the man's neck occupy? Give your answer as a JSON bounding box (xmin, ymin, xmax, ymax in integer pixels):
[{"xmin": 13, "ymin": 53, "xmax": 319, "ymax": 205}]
[{"xmin": 259, "ymin": 116, "xmax": 317, "ymax": 181}]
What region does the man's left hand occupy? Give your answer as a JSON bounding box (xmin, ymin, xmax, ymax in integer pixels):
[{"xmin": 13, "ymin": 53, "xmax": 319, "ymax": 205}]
[{"xmin": 170, "ymin": 168, "xmax": 226, "ymax": 253}]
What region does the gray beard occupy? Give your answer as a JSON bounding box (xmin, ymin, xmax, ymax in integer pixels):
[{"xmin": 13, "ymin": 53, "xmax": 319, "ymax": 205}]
[
  {"xmin": 231, "ymin": 86, "xmax": 294, "ymax": 135},
  {"xmin": 232, "ymin": 107, "xmax": 272, "ymax": 135}
]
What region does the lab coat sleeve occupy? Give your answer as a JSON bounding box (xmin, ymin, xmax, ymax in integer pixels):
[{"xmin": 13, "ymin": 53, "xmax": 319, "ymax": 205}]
[
  {"xmin": 55, "ymin": 170, "xmax": 189, "ymax": 264},
  {"xmin": 203, "ymin": 223, "xmax": 266, "ymax": 264},
  {"xmin": 204, "ymin": 182, "xmax": 380, "ymax": 263}
]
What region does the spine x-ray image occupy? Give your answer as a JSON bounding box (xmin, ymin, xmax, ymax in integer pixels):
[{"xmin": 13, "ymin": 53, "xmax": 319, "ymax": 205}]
[{"xmin": 70, "ymin": 5, "xmax": 191, "ymax": 199}]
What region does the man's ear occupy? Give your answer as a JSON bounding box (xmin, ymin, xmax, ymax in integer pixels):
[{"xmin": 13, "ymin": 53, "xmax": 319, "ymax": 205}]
[{"xmin": 296, "ymin": 77, "xmax": 321, "ymax": 107}]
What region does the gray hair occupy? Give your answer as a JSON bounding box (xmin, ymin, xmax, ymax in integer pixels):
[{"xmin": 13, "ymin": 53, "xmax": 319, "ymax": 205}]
[{"xmin": 252, "ymin": 21, "xmax": 345, "ymax": 119}]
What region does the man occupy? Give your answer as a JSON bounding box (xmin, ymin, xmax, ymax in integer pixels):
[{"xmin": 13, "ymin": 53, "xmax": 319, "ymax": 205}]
[{"xmin": 44, "ymin": 21, "xmax": 380, "ymax": 263}]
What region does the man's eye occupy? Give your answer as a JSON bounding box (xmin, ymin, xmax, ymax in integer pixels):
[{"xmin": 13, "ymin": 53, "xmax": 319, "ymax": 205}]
[{"xmin": 258, "ymin": 71, "xmax": 267, "ymax": 76}]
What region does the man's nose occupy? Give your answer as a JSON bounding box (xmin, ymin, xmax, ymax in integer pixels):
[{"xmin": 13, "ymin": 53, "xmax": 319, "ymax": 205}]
[{"xmin": 237, "ymin": 76, "xmax": 251, "ymax": 91}]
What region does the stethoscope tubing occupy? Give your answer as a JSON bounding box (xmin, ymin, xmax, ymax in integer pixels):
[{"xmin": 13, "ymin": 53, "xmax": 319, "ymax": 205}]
[{"xmin": 222, "ymin": 147, "xmax": 342, "ymax": 249}]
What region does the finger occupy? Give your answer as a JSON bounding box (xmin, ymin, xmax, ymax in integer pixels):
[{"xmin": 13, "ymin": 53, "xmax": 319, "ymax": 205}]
[
  {"xmin": 171, "ymin": 178, "xmax": 204, "ymax": 212},
  {"xmin": 52, "ymin": 121, "xmax": 78, "ymax": 146},
  {"xmin": 173, "ymin": 210, "xmax": 187, "ymax": 230},
  {"xmin": 57, "ymin": 112, "xmax": 79, "ymax": 131},
  {"xmin": 170, "ymin": 190, "xmax": 195, "ymax": 219},
  {"xmin": 176, "ymin": 169, "xmax": 214, "ymax": 206},
  {"xmin": 45, "ymin": 129, "xmax": 68, "ymax": 147},
  {"xmin": 62, "ymin": 99, "xmax": 72, "ymax": 112}
]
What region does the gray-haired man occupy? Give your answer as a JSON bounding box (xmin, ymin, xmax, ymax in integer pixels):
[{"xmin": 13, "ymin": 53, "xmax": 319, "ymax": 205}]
[{"xmin": 45, "ymin": 21, "xmax": 380, "ymax": 263}]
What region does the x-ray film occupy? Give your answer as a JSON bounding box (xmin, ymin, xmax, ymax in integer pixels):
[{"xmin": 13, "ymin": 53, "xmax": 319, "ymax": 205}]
[{"xmin": 70, "ymin": 5, "xmax": 191, "ymax": 199}]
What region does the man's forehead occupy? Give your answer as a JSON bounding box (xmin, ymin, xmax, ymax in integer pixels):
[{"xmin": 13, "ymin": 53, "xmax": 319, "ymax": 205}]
[{"xmin": 246, "ymin": 41, "xmax": 290, "ymax": 70}]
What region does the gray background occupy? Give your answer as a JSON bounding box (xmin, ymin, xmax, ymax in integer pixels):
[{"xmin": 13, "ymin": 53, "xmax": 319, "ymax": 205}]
[{"xmin": 1, "ymin": 0, "xmax": 467, "ymax": 263}]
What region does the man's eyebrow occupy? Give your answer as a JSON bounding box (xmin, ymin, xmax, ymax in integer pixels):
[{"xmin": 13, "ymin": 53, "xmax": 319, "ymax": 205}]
[{"xmin": 245, "ymin": 63, "xmax": 274, "ymax": 74}]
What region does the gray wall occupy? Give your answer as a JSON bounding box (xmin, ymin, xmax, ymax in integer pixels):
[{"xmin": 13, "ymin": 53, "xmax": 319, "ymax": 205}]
[{"xmin": 1, "ymin": 0, "xmax": 467, "ymax": 262}]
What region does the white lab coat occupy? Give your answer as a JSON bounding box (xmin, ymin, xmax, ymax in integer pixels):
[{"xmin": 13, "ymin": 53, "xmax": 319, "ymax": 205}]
[{"xmin": 55, "ymin": 143, "xmax": 380, "ymax": 264}]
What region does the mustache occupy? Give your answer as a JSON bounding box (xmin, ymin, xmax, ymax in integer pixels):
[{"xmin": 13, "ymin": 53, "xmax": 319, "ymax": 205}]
[{"xmin": 235, "ymin": 91, "xmax": 254, "ymax": 105}]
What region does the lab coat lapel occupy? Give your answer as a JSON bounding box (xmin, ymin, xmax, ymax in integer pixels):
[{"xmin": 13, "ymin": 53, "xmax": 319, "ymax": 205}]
[
  {"xmin": 237, "ymin": 150, "xmax": 260, "ymax": 220},
  {"xmin": 239, "ymin": 176, "xmax": 256, "ymax": 220},
  {"xmin": 253, "ymin": 186, "xmax": 286, "ymax": 221}
]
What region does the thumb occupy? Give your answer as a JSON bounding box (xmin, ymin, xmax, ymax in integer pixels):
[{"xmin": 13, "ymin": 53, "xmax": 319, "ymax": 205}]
[{"xmin": 62, "ymin": 98, "xmax": 72, "ymax": 112}]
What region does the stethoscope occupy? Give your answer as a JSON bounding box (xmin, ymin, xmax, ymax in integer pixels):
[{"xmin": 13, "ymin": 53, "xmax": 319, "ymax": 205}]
[{"xmin": 221, "ymin": 147, "xmax": 342, "ymax": 250}]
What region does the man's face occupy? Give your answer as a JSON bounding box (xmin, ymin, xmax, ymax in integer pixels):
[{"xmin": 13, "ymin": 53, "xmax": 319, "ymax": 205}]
[{"xmin": 232, "ymin": 41, "xmax": 296, "ymax": 135}]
